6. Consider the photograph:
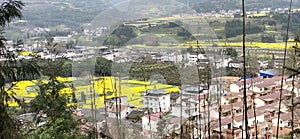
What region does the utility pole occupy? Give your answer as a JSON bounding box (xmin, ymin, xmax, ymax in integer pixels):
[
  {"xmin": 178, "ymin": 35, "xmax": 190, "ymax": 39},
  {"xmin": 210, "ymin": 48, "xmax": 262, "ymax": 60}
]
[
  {"xmin": 242, "ymin": 0, "xmax": 249, "ymax": 138},
  {"xmin": 277, "ymin": 0, "xmax": 293, "ymax": 138}
]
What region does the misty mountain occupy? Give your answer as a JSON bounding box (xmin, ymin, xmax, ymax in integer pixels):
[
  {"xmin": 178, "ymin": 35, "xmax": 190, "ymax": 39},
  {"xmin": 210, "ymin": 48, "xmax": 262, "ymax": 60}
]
[
  {"xmin": 188, "ymin": 0, "xmax": 300, "ymax": 12},
  {"xmin": 17, "ymin": 0, "xmax": 300, "ymax": 29},
  {"xmin": 20, "ymin": 0, "xmax": 107, "ymax": 28}
]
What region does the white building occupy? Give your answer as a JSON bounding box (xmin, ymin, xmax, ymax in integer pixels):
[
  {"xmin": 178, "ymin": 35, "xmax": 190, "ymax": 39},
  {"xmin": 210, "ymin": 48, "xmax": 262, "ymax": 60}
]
[
  {"xmin": 143, "ymin": 90, "xmax": 171, "ymax": 113},
  {"xmin": 106, "ymin": 96, "xmax": 130, "ymax": 119},
  {"xmin": 187, "ymin": 53, "xmax": 208, "ymax": 65},
  {"xmin": 229, "ymin": 77, "xmax": 264, "ymax": 93},
  {"xmin": 234, "ymin": 110, "xmax": 265, "ymax": 128},
  {"xmin": 107, "ymin": 104, "xmax": 131, "ymax": 119},
  {"xmin": 53, "ymin": 36, "xmax": 70, "ymax": 43},
  {"xmin": 142, "ymin": 112, "xmax": 163, "ymax": 132}
]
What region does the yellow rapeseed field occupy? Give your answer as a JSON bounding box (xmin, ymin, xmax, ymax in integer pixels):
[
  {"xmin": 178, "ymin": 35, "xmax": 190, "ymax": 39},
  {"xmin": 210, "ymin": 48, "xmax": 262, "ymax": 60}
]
[{"xmin": 6, "ymin": 77, "xmax": 180, "ymax": 109}]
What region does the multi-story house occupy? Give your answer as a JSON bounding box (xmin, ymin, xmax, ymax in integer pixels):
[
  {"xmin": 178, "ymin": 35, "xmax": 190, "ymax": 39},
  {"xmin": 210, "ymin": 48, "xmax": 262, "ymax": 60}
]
[{"xmin": 143, "ymin": 90, "xmax": 171, "ymax": 113}]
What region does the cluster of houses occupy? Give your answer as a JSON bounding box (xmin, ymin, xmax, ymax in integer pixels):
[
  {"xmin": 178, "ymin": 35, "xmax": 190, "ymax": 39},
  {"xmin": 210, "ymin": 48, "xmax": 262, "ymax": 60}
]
[
  {"xmin": 222, "ymin": 75, "xmax": 300, "ymax": 138},
  {"xmin": 71, "ymin": 73, "xmax": 300, "ymax": 139},
  {"xmin": 201, "ymin": 7, "xmax": 292, "ymax": 18}
]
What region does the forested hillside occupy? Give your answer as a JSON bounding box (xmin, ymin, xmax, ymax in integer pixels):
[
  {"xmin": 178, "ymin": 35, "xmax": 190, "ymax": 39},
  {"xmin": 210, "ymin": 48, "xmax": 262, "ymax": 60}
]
[
  {"xmin": 20, "ymin": 0, "xmax": 107, "ymax": 28},
  {"xmin": 18, "ymin": 0, "xmax": 300, "ymax": 29}
]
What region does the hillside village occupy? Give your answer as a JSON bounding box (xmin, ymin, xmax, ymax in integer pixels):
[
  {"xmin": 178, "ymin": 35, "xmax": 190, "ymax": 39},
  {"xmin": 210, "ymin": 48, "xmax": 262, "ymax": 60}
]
[
  {"xmin": 3, "ymin": 0, "xmax": 300, "ymax": 139},
  {"xmin": 76, "ymin": 74, "xmax": 298, "ymax": 139}
]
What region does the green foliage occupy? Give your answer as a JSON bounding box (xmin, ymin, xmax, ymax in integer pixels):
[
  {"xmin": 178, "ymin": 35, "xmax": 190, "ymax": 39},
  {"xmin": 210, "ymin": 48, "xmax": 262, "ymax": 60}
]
[
  {"xmin": 225, "ymin": 47, "xmax": 238, "ymax": 58},
  {"xmin": 225, "ymin": 20, "xmax": 263, "ymax": 38},
  {"xmin": 0, "ymin": 1, "xmax": 41, "ymax": 138},
  {"xmin": 156, "ymin": 117, "xmax": 167, "ymax": 138},
  {"xmin": 95, "ymin": 57, "xmax": 112, "ymax": 76},
  {"xmin": 61, "ymin": 60, "xmax": 73, "ymax": 77},
  {"xmin": 0, "ymin": 0, "xmax": 24, "ymax": 27},
  {"xmin": 129, "ymin": 60, "xmax": 181, "ymax": 85},
  {"xmin": 21, "ymin": 0, "xmax": 106, "ymax": 29},
  {"xmin": 103, "ymin": 26, "xmax": 137, "ymax": 47},
  {"xmin": 273, "ymin": 12, "xmax": 300, "ymax": 34},
  {"xmin": 177, "ymin": 28, "xmax": 193, "ymax": 40},
  {"xmin": 225, "ymin": 20, "xmax": 242, "ymax": 38},
  {"xmin": 261, "ymin": 34, "xmax": 276, "ymax": 43},
  {"xmin": 28, "ymin": 58, "xmax": 83, "ymax": 138}
]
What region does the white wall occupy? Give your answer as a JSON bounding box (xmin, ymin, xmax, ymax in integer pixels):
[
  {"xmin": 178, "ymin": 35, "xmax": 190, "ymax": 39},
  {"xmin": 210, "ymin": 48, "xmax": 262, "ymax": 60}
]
[
  {"xmin": 144, "ymin": 94, "xmax": 171, "ymax": 113},
  {"xmin": 254, "ymin": 98, "xmax": 265, "ymax": 108},
  {"xmin": 230, "ymin": 84, "xmax": 240, "ymax": 93},
  {"xmin": 142, "ymin": 117, "xmax": 159, "ymax": 132},
  {"xmin": 251, "ymin": 86, "xmax": 264, "ymax": 93},
  {"xmin": 107, "ymin": 107, "xmax": 131, "ymax": 119}
]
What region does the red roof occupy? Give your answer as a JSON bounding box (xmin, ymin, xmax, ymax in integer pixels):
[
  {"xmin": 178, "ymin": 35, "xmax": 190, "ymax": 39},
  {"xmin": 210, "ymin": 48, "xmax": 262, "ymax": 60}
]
[
  {"xmin": 264, "ymin": 75, "xmax": 289, "ymax": 83},
  {"xmin": 144, "ymin": 112, "xmax": 163, "ymax": 121},
  {"xmin": 209, "ymin": 117, "xmax": 232, "ymax": 129},
  {"xmin": 234, "ymin": 77, "xmax": 264, "ymax": 87},
  {"xmin": 222, "ymin": 101, "xmax": 252, "ymax": 112},
  {"xmin": 276, "ymin": 110, "xmax": 300, "ymax": 121},
  {"xmin": 234, "ymin": 109, "xmax": 265, "ymax": 122},
  {"xmin": 256, "ymin": 102, "xmax": 278, "ymax": 111},
  {"xmin": 258, "ymin": 90, "xmax": 291, "ymax": 101},
  {"xmin": 169, "ymin": 117, "xmax": 187, "ymax": 124},
  {"xmin": 254, "ymin": 82, "xmax": 278, "ymax": 89}
]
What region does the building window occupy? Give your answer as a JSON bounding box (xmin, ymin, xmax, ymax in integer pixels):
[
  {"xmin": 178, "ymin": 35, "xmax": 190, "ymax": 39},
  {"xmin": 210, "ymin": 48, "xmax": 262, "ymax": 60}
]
[{"xmin": 280, "ymin": 127, "xmax": 283, "ymax": 131}]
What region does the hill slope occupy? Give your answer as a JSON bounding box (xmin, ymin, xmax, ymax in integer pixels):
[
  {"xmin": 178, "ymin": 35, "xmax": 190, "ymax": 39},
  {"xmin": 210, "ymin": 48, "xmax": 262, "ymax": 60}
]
[
  {"xmin": 189, "ymin": 0, "xmax": 300, "ymax": 12},
  {"xmin": 21, "ymin": 0, "xmax": 107, "ymax": 28}
]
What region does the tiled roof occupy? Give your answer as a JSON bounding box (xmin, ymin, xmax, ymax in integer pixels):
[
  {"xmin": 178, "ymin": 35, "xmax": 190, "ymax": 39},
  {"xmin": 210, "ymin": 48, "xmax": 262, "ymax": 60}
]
[
  {"xmin": 144, "ymin": 112, "xmax": 163, "ymax": 121},
  {"xmin": 169, "ymin": 117, "xmax": 187, "ymax": 124},
  {"xmin": 258, "ymin": 90, "xmax": 291, "ymax": 101},
  {"xmin": 233, "ymin": 76, "xmax": 288, "ymax": 88},
  {"xmin": 256, "ymin": 102, "xmax": 278, "ymax": 112},
  {"xmin": 234, "ymin": 77, "xmax": 264, "ymax": 87},
  {"xmin": 275, "ymin": 110, "xmax": 300, "ymax": 121},
  {"xmin": 209, "ymin": 117, "xmax": 232, "ymax": 129},
  {"xmin": 222, "ymin": 101, "xmax": 252, "ymax": 112},
  {"xmin": 234, "ymin": 109, "xmax": 265, "ymax": 122},
  {"xmin": 254, "ymin": 82, "xmax": 277, "ymax": 89}
]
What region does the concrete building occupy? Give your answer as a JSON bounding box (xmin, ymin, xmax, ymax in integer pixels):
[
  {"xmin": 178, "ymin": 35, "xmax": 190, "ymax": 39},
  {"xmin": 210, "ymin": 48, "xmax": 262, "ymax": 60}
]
[{"xmin": 143, "ymin": 90, "xmax": 171, "ymax": 113}]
